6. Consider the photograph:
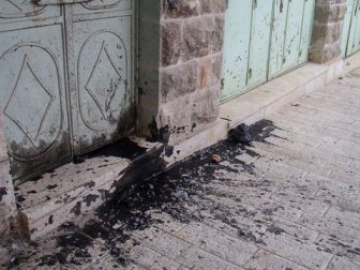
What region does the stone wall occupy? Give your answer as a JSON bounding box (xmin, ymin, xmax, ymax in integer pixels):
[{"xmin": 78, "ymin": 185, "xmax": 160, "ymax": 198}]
[
  {"xmin": 137, "ymin": 0, "xmax": 226, "ymax": 137},
  {"xmin": 310, "ymin": 0, "xmax": 346, "ymax": 63}
]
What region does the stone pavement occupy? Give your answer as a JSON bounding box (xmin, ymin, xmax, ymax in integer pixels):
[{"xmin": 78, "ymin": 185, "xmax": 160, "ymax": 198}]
[{"xmin": 4, "ymin": 69, "xmax": 360, "ymax": 270}]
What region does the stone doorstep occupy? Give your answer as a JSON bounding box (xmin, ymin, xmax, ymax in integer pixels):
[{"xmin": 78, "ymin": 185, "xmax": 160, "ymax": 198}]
[
  {"xmin": 15, "ymin": 138, "xmax": 164, "ymax": 241},
  {"xmin": 12, "ymin": 52, "xmax": 360, "ymax": 241}
]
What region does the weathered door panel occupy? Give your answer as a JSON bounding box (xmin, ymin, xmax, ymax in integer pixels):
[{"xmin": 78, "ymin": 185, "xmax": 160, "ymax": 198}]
[
  {"xmin": 269, "ymin": 0, "xmax": 314, "ymax": 78},
  {"xmin": 282, "ymin": 0, "xmax": 305, "ymax": 71},
  {"xmin": 347, "ymin": 0, "xmax": 360, "ymax": 56},
  {"xmin": 72, "ymin": 0, "xmax": 131, "ymax": 14},
  {"xmin": 355, "ymin": 5, "xmax": 360, "ymax": 52},
  {"xmin": 352, "ymin": 0, "xmax": 360, "ymax": 55},
  {"xmin": 299, "ymin": 0, "xmax": 315, "ymax": 63},
  {"xmin": 222, "ymin": 0, "xmax": 315, "ymax": 102},
  {"xmin": 0, "ymin": 0, "xmax": 134, "ymax": 180},
  {"xmin": 221, "ymin": 0, "xmax": 253, "ymax": 102},
  {"xmin": 0, "ymin": 23, "xmax": 72, "ymax": 180},
  {"xmin": 247, "ymin": 0, "xmax": 274, "ymax": 88},
  {"xmin": 341, "ymin": 0, "xmax": 354, "ymax": 58},
  {"xmin": 71, "ymin": 2, "xmax": 134, "ymax": 155},
  {"xmin": 0, "ymin": 0, "xmax": 60, "ymax": 21},
  {"xmin": 269, "ymin": 0, "xmax": 289, "ymax": 79}
]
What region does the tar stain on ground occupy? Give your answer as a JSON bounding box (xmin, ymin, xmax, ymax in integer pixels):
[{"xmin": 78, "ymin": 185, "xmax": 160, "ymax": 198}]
[
  {"xmin": 0, "ymin": 187, "xmax": 7, "ymax": 202},
  {"xmin": 12, "ymin": 120, "xmax": 288, "ymax": 269}
]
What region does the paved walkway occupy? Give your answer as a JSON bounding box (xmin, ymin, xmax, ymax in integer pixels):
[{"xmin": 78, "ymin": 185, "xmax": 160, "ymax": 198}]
[{"xmin": 6, "ymin": 70, "xmax": 360, "ymax": 270}]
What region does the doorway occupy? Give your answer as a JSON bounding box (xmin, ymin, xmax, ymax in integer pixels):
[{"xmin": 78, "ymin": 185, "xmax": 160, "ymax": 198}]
[
  {"xmin": 341, "ymin": 0, "xmax": 360, "ymax": 58},
  {"xmin": 222, "ymin": 0, "xmax": 315, "ymax": 102},
  {"xmin": 0, "ymin": 0, "xmax": 135, "ymax": 180}
]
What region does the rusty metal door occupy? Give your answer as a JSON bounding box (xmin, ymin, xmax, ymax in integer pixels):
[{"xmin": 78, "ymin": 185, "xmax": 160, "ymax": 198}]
[{"xmin": 0, "ymin": 0, "xmax": 134, "ymax": 180}]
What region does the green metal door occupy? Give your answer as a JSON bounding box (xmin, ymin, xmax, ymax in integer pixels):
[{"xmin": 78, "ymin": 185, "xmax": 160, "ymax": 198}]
[
  {"xmin": 0, "ymin": 0, "xmax": 134, "ymax": 180},
  {"xmin": 247, "ymin": 0, "xmax": 274, "ymax": 88},
  {"xmin": 341, "ymin": 0, "xmax": 354, "ymax": 58},
  {"xmin": 299, "ymin": 0, "xmax": 316, "ymax": 63},
  {"xmin": 346, "ymin": 0, "xmax": 360, "ymax": 57},
  {"xmin": 269, "ymin": 0, "xmax": 315, "ymax": 79},
  {"xmin": 221, "ymin": 0, "xmax": 252, "ymax": 101},
  {"xmin": 222, "ymin": 0, "xmax": 315, "ymax": 102},
  {"xmin": 222, "ymin": 0, "xmax": 273, "ymax": 102}
]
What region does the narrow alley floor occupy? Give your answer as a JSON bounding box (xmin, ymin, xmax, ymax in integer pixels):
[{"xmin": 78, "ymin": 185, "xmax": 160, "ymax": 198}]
[{"xmin": 5, "ymin": 69, "xmax": 360, "ymax": 270}]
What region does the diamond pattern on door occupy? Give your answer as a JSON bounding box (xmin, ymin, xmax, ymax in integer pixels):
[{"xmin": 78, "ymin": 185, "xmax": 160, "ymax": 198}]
[
  {"xmin": 0, "ymin": 0, "xmax": 134, "ymax": 179},
  {"xmin": 73, "ymin": 13, "xmax": 133, "ymax": 154},
  {"xmin": 4, "ymin": 55, "xmax": 54, "ymax": 146},
  {"xmin": 84, "ymin": 41, "xmax": 122, "ymax": 128},
  {"xmin": 0, "ymin": 24, "xmax": 71, "ymax": 180}
]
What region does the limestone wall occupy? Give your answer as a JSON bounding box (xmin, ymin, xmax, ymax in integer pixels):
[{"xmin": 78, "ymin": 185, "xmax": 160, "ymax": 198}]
[
  {"xmin": 310, "ymin": 0, "xmax": 347, "ymax": 63},
  {"xmin": 137, "ymin": 0, "xmax": 226, "ymax": 137}
]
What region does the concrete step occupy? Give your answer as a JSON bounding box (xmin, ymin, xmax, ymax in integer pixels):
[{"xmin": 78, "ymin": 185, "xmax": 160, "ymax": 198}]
[{"xmin": 15, "ymin": 138, "xmax": 163, "ymax": 240}]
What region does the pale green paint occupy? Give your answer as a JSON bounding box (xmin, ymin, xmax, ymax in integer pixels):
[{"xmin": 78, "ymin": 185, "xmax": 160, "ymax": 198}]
[
  {"xmin": 221, "ymin": 0, "xmax": 253, "ymax": 101},
  {"xmin": 222, "ymin": 0, "xmax": 274, "ymax": 102},
  {"xmin": 269, "ymin": 0, "xmax": 291, "ymax": 79},
  {"xmin": 347, "ymin": 0, "xmax": 360, "ymax": 56},
  {"xmin": 269, "ymin": 0, "xmax": 314, "ymax": 78},
  {"xmin": 222, "ymin": 0, "xmax": 315, "ymax": 102},
  {"xmin": 0, "ymin": 0, "xmax": 134, "ymax": 179},
  {"xmin": 299, "ymin": 0, "xmax": 316, "ymax": 64},
  {"xmin": 341, "ymin": 0, "xmax": 354, "ymax": 58},
  {"xmin": 247, "ymin": 0, "xmax": 274, "ymax": 88}
]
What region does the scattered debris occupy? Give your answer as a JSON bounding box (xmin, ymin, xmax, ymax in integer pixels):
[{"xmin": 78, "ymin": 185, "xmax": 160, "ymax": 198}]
[
  {"xmin": 211, "ymin": 154, "xmax": 222, "ymax": 163},
  {"xmin": 7, "ymin": 119, "xmax": 286, "ymax": 269},
  {"xmin": 291, "ymin": 102, "xmax": 301, "ymax": 107},
  {"xmin": 229, "ymin": 123, "xmax": 252, "ymax": 144},
  {"xmin": 0, "ymin": 187, "xmax": 7, "ymax": 202}
]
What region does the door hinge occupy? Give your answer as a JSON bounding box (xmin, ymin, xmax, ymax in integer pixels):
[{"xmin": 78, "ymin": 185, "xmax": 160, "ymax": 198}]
[
  {"xmin": 253, "ymin": 0, "xmax": 258, "ymax": 9},
  {"xmin": 33, "ymin": 0, "xmax": 91, "ymax": 5},
  {"xmin": 280, "ymin": 0, "xmax": 284, "ymax": 13}
]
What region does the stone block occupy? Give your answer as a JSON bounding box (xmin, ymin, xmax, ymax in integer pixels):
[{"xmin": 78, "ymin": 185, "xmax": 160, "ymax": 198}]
[
  {"xmin": 211, "ymin": 15, "xmax": 225, "ymax": 53},
  {"xmin": 196, "ymin": 54, "xmax": 222, "ymax": 89},
  {"xmin": 310, "ymin": 0, "xmax": 346, "ymax": 64},
  {"xmin": 161, "ymin": 21, "xmax": 182, "ymax": 66},
  {"xmin": 161, "ymin": 61, "xmax": 197, "ymax": 102},
  {"xmin": 158, "ymin": 94, "xmax": 195, "ymax": 133},
  {"xmin": 176, "ymin": 222, "xmax": 257, "ymax": 267},
  {"xmin": 200, "ymin": 0, "xmax": 212, "ymax": 14},
  {"xmin": 193, "ymin": 85, "xmax": 220, "ymax": 123},
  {"xmin": 162, "ymin": 0, "xmax": 200, "ymax": 18},
  {"xmin": 181, "ymin": 16, "xmax": 213, "ymax": 61},
  {"xmin": 245, "ymin": 250, "xmax": 308, "ymax": 270},
  {"xmin": 211, "ymin": 0, "xmax": 227, "ymax": 14},
  {"xmin": 176, "ymin": 246, "xmax": 242, "ymax": 270}
]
